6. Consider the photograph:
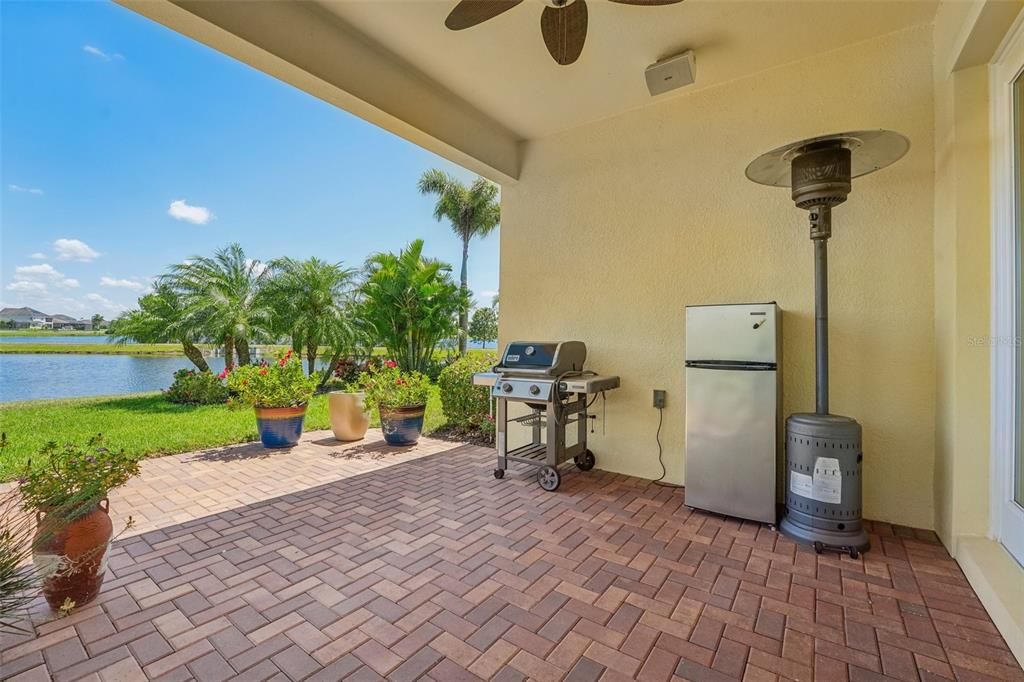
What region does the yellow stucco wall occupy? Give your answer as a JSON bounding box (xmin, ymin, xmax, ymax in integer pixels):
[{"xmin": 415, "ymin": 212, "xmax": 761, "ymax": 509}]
[{"xmin": 500, "ymin": 23, "xmax": 937, "ymax": 529}]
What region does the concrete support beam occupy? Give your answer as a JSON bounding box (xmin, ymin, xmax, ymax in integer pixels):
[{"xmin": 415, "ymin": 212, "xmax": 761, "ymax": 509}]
[
  {"xmin": 943, "ymin": 0, "xmax": 1023, "ymax": 73},
  {"xmin": 117, "ymin": 0, "xmax": 522, "ymax": 183}
]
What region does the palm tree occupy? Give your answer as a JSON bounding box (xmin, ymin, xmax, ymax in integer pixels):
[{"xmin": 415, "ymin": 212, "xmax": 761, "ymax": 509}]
[
  {"xmin": 359, "ymin": 239, "xmax": 467, "ymax": 372},
  {"xmin": 170, "ymin": 243, "xmax": 273, "ymax": 367},
  {"xmin": 266, "ymin": 257, "xmax": 358, "ymax": 376},
  {"xmin": 417, "ymin": 169, "xmax": 500, "ymax": 354},
  {"xmin": 110, "ymin": 281, "xmax": 210, "ymax": 372}
]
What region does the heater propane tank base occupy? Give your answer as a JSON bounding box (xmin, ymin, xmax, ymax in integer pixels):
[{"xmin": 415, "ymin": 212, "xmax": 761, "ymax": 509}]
[{"xmin": 780, "ymin": 413, "xmax": 868, "ymax": 558}]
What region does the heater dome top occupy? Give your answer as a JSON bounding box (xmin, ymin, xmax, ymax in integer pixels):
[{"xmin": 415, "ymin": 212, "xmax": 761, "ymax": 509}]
[{"xmin": 744, "ymin": 129, "xmax": 909, "ymax": 188}]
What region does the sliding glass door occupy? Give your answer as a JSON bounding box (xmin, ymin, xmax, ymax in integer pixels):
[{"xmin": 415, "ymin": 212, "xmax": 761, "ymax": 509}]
[
  {"xmin": 1017, "ymin": 73, "xmax": 1024, "ymax": 522},
  {"xmin": 994, "ymin": 24, "xmax": 1024, "ymax": 565}
]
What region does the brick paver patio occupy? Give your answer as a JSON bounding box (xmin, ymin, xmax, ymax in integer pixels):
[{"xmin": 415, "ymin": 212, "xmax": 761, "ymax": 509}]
[{"xmin": 1, "ymin": 430, "xmax": 1021, "ymax": 681}]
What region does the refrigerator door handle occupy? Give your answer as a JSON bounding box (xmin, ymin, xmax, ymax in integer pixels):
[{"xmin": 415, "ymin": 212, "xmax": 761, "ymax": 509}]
[{"xmin": 685, "ymin": 360, "xmax": 777, "ymax": 371}]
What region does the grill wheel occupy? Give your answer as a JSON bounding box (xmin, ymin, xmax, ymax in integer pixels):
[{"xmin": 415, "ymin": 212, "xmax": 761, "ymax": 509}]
[
  {"xmin": 574, "ymin": 450, "xmax": 596, "ymax": 471},
  {"xmin": 538, "ymin": 466, "xmax": 561, "ymax": 492}
]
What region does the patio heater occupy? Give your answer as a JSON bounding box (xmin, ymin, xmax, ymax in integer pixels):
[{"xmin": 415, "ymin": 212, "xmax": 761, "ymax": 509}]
[{"xmin": 745, "ymin": 130, "xmax": 909, "ymax": 558}]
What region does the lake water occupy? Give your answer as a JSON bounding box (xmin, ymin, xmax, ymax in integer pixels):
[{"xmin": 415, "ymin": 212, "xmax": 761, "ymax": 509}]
[
  {"xmin": 0, "ymin": 355, "xmax": 233, "ymax": 403},
  {"xmin": 0, "ymin": 339, "xmax": 497, "ymax": 403}
]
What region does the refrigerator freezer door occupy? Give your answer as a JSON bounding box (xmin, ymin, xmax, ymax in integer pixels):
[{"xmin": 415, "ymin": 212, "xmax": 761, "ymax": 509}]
[
  {"xmin": 685, "ymin": 366, "xmax": 777, "ymax": 524},
  {"xmin": 685, "ymin": 303, "xmax": 778, "ymax": 364}
]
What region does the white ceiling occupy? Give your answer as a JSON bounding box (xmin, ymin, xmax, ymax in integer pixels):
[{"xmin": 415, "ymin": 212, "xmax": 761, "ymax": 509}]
[{"xmin": 320, "ymin": 0, "xmax": 938, "ymax": 140}]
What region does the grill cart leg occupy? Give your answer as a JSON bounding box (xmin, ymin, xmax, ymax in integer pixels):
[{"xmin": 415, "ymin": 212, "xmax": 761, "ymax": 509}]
[
  {"xmin": 532, "ymin": 409, "xmax": 542, "ymax": 449},
  {"xmin": 545, "ymin": 400, "xmax": 562, "ymax": 468},
  {"xmin": 494, "ymin": 393, "xmax": 508, "ymax": 479},
  {"xmin": 573, "ymin": 394, "xmax": 594, "ymax": 471}
]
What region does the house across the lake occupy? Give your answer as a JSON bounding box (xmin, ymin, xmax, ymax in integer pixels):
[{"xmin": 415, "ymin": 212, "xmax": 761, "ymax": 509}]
[
  {"xmin": 51, "ymin": 314, "xmax": 93, "ymax": 331},
  {"xmin": 0, "ymin": 307, "xmax": 92, "ymax": 330}
]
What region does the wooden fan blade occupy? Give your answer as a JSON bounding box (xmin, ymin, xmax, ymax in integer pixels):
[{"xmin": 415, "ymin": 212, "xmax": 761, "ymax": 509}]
[
  {"xmin": 540, "ymin": 0, "xmax": 588, "ymax": 65},
  {"xmin": 609, "ymin": 0, "xmax": 682, "ymax": 4},
  {"xmin": 445, "ymin": 0, "xmax": 524, "ymax": 30}
]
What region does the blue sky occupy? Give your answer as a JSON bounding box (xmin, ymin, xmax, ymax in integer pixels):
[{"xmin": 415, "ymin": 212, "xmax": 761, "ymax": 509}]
[{"xmin": 0, "ymin": 1, "xmax": 499, "ymax": 320}]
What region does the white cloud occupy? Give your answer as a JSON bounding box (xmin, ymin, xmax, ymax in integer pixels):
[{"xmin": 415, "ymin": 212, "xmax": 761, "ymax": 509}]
[
  {"xmin": 168, "ymin": 199, "xmax": 213, "ymax": 225},
  {"xmin": 99, "ymin": 276, "xmax": 147, "ymax": 291},
  {"xmin": 1, "ymin": 286, "xmax": 126, "ymax": 316},
  {"xmin": 54, "ymin": 238, "xmax": 100, "ymax": 262},
  {"xmin": 83, "ymin": 44, "xmax": 123, "ymax": 61},
  {"xmin": 11, "ymin": 263, "xmax": 80, "ymax": 290},
  {"xmin": 84, "ymin": 292, "xmax": 125, "ymax": 314},
  {"xmin": 15, "ymin": 264, "xmax": 59, "ymax": 277},
  {"xmin": 6, "ymin": 280, "xmax": 47, "ymax": 293},
  {"xmin": 8, "ymin": 184, "xmax": 43, "ymax": 195},
  {"xmin": 245, "ymin": 258, "xmax": 268, "ymax": 276},
  {"xmin": 474, "ymin": 289, "xmax": 499, "ymax": 306},
  {"xmin": 30, "ymin": 252, "xmax": 47, "ymax": 260}
]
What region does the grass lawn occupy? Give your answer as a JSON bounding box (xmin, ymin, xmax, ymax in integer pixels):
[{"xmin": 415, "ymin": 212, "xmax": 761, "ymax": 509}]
[
  {"xmin": 0, "ymin": 342, "xmax": 187, "ymax": 355},
  {"xmin": 0, "ymin": 387, "xmax": 445, "ymax": 481}
]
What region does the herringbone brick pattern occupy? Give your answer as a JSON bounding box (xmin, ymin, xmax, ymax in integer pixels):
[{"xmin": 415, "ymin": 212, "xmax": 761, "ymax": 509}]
[{"xmin": 1, "ymin": 431, "xmax": 1021, "ymax": 681}]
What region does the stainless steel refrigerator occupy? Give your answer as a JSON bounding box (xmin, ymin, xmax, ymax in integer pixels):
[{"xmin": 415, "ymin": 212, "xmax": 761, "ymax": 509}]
[{"xmin": 684, "ymin": 303, "xmax": 781, "ymax": 524}]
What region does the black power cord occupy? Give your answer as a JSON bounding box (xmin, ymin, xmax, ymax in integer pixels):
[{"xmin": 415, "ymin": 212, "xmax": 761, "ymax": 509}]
[{"xmin": 651, "ymin": 406, "xmax": 683, "ymax": 488}]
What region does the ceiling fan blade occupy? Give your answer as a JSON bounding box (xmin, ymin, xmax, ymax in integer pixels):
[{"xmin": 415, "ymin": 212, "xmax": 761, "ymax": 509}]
[
  {"xmin": 540, "ymin": 0, "xmax": 588, "ymax": 66},
  {"xmin": 445, "ymin": 0, "xmax": 524, "ymax": 30},
  {"xmin": 608, "ymin": 0, "xmax": 682, "ymax": 4}
]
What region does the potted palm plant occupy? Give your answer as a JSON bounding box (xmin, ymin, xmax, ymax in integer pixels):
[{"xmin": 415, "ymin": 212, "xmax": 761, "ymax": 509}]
[
  {"xmin": 18, "ymin": 436, "xmax": 140, "ymax": 611},
  {"xmin": 227, "ymin": 351, "xmax": 319, "ymax": 448},
  {"xmin": 359, "ymin": 360, "xmax": 432, "ymax": 445}
]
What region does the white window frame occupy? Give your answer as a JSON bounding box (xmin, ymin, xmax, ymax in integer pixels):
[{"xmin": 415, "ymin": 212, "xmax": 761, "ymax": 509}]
[{"xmin": 991, "ymin": 12, "xmax": 1024, "ymax": 563}]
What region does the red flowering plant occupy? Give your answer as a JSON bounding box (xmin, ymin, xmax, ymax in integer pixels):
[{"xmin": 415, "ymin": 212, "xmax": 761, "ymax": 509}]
[
  {"xmin": 357, "ymin": 360, "xmax": 432, "ymax": 411},
  {"xmin": 225, "ymin": 351, "xmax": 319, "ymax": 408}
]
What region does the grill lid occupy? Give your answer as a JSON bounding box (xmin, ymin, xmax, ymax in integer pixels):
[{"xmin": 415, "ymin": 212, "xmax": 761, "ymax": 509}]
[{"xmin": 494, "ymin": 341, "xmax": 587, "ymax": 377}]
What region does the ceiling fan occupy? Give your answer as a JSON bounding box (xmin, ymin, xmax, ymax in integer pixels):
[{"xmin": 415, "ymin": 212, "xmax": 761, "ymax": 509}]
[{"xmin": 444, "ymin": 0, "xmax": 683, "ymax": 66}]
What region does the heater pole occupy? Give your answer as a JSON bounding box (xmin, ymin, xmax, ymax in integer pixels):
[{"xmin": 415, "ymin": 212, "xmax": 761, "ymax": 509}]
[
  {"xmin": 814, "ymin": 237, "xmax": 829, "ymax": 414},
  {"xmin": 809, "ymin": 205, "xmax": 832, "ymax": 415}
]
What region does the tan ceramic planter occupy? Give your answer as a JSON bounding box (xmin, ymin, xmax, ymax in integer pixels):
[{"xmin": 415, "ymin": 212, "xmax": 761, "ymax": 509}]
[{"xmin": 329, "ymin": 391, "xmax": 370, "ymax": 441}]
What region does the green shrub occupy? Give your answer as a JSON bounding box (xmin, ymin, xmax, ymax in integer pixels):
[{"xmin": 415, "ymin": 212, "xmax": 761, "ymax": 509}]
[
  {"xmin": 438, "ymin": 353, "xmax": 495, "ymax": 429},
  {"xmin": 164, "ymin": 369, "xmax": 229, "ymax": 405}
]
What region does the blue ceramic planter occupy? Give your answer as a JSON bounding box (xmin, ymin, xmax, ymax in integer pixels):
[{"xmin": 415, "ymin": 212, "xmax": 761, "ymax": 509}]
[
  {"xmin": 380, "ymin": 405, "xmax": 426, "ymax": 445},
  {"xmin": 255, "ymin": 405, "xmax": 307, "ymax": 448}
]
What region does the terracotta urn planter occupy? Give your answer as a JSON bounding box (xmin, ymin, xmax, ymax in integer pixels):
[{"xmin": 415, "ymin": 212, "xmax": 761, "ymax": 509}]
[
  {"xmin": 32, "ymin": 500, "xmax": 114, "ymax": 610},
  {"xmin": 379, "ymin": 404, "xmax": 426, "ymax": 445},
  {"xmin": 328, "ymin": 391, "xmax": 370, "ymax": 441},
  {"xmin": 254, "ymin": 405, "xmax": 307, "ymax": 448}
]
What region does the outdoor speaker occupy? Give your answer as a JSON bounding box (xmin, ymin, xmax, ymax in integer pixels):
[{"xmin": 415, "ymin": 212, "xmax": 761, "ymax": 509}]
[{"xmin": 645, "ymin": 50, "xmax": 696, "ymax": 96}]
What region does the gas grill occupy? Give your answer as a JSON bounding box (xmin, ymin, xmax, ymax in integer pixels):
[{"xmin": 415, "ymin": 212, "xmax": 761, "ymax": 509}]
[{"xmin": 473, "ymin": 341, "xmax": 620, "ymax": 491}]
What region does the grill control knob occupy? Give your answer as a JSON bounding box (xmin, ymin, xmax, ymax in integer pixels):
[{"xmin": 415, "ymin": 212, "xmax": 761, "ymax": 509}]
[
  {"xmin": 525, "ymin": 345, "xmax": 535, "ymax": 356},
  {"xmin": 502, "ymin": 383, "xmax": 513, "ymax": 393},
  {"xmin": 529, "ymin": 385, "xmax": 541, "ymax": 396}
]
